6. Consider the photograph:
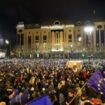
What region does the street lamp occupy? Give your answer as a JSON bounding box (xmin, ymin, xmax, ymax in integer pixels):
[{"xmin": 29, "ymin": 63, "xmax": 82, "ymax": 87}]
[
  {"xmin": 5, "ymin": 40, "xmax": 9, "ymax": 45},
  {"xmin": 78, "ymin": 36, "xmax": 82, "ymax": 51},
  {"xmin": 82, "ymin": 53, "xmax": 85, "ymax": 62},
  {"xmin": 70, "ymin": 44, "xmax": 73, "ymax": 50},
  {"xmin": 84, "ymin": 26, "xmax": 94, "ymax": 34},
  {"xmin": 5, "ymin": 40, "xmax": 10, "ymax": 57},
  {"xmin": 78, "ymin": 37, "xmax": 82, "ymax": 42},
  {"xmin": 77, "ymin": 36, "xmax": 82, "ymax": 59}
]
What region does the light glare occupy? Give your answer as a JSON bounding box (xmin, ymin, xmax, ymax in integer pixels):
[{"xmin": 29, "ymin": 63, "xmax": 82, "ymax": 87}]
[
  {"xmin": 84, "ymin": 26, "xmax": 94, "ymax": 33},
  {"xmin": 5, "ymin": 40, "xmax": 9, "ymax": 45}
]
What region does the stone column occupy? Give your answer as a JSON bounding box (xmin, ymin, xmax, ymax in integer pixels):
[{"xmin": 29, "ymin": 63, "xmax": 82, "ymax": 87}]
[
  {"xmin": 60, "ymin": 31, "xmax": 63, "ymax": 51},
  {"xmin": 51, "ymin": 31, "xmax": 55, "ymax": 50}
]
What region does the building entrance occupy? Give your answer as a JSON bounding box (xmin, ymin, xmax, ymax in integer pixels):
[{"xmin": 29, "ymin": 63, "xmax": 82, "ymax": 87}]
[{"xmin": 51, "ymin": 30, "xmax": 64, "ymax": 52}]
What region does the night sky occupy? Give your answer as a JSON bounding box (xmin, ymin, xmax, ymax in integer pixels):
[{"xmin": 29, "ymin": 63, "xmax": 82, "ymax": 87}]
[{"xmin": 0, "ymin": 0, "xmax": 105, "ymax": 45}]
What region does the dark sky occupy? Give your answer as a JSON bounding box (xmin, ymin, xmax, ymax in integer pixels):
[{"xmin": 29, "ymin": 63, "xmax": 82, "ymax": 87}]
[{"xmin": 0, "ymin": 0, "xmax": 105, "ymax": 44}]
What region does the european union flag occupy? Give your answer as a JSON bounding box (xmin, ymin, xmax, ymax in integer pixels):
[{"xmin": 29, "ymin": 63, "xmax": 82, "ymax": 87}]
[
  {"xmin": 27, "ymin": 94, "xmax": 52, "ymax": 105},
  {"xmin": 88, "ymin": 70, "xmax": 105, "ymax": 98}
]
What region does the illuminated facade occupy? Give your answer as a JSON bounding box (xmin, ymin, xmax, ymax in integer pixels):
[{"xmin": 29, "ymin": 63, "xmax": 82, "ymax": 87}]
[{"xmin": 16, "ymin": 20, "xmax": 105, "ymax": 58}]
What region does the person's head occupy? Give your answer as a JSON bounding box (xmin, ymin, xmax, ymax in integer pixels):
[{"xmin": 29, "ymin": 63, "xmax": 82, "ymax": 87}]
[
  {"xmin": 0, "ymin": 102, "xmax": 6, "ymax": 105},
  {"xmin": 68, "ymin": 89, "xmax": 74, "ymax": 97},
  {"xmin": 81, "ymin": 93, "xmax": 87, "ymax": 100}
]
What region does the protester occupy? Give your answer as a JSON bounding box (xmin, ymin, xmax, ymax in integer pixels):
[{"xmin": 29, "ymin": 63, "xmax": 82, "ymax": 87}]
[{"xmin": 0, "ymin": 59, "xmax": 105, "ymax": 105}]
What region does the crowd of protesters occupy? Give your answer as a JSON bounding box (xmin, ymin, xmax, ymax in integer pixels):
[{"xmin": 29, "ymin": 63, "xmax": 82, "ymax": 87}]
[{"xmin": 0, "ymin": 59, "xmax": 105, "ymax": 105}]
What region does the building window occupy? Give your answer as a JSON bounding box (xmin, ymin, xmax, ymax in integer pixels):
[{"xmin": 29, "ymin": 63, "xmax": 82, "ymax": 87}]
[
  {"xmin": 43, "ymin": 35, "xmax": 47, "ymax": 42},
  {"xmin": 28, "ymin": 36, "xmax": 31, "ymax": 48},
  {"xmin": 68, "ymin": 34, "xmax": 72, "ymax": 42},
  {"xmin": 17, "ymin": 34, "xmax": 24, "ymax": 46},
  {"xmin": 17, "ymin": 34, "xmax": 20, "ymax": 45},
  {"xmin": 97, "ymin": 25, "xmax": 102, "ymax": 29},
  {"xmin": 19, "ymin": 29, "xmax": 22, "ymax": 33},
  {"xmin": 101, "ymin": 30, "xmax": 104, "ymax": 46},
  {"xmin": 36, "ymin": 36, "xmax": 39, "ymax": 40},
  {"xmin": 54, "ymin": 20, "xmax": 60, "ymax": 25},
  {"xmin": 96, "ymin": 30, "xmax": 104, "ymax": 47},
  {"xmin": 96, "ymin": 30, "xmax": 99, "ymax": 47},
  {"xmin": 77, "ymin": 34, "xmax": 82, "ymax": 42},
  {"xmin": 21, "ymin": 34, "xmax": 24, "ymax": 45},
  {"xmin": 35, "ymin": 36, "xmax": 39, "ymax": 43}
]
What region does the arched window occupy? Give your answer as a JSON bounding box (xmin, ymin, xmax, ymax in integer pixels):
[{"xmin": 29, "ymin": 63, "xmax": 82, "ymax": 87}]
[{"xmin": 53, "ymin": 20, "xmax": 61, "ymax": 25}]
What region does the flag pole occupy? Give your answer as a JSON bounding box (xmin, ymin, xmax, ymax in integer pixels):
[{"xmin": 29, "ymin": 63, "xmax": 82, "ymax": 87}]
[{"xmin": 69, "ymin": 82, "xmax": 87, "ymax": 105}]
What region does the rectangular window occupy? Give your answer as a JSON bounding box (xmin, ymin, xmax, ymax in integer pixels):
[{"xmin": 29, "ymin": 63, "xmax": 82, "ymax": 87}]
[
  {"xmin": 35, "ymin": 36, "xmax": 39, "ymax": 43},
  {"xmin": 86, "ymin": 34, "xmax": 88, "ymax": 45},
  {"xmin": 101, "ymin": 30, "xmax": 104, "ymax": 46},
  {"xmin": 68, "ymin": 34, "xmax": 72, "ymax": 42},
  {"xmin": 21, "ymin": 34, "xmax": 24, "ymax": 46},
  {"xmin": 96, "ymin": 30, "xmax": 99, "ymax": 47},
  {"xmin": 28, "ymin": 36, "xmax": 31, "ymax": 48},
  {"xmin": 43, "ymin": 36, "xmax": 47, "ymax": 40},
  {"xmin": 17, "ymin": 34, "xmax": 20, "ymax": 45},
  {"xmin": 43, "ymin": 35, "xmax": 47, "ymax": 43},
  {"xmin": 77, "ymin": 34, "xmax": 81, "ymax": 42},
  {"xmin": 36, "ymin": 36, "xmax": 39, "ymax": 40}
]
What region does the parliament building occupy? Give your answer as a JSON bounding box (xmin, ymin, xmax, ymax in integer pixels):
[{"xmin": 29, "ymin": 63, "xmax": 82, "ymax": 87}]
[{"xmin": 16, "ymin": 20, "xmax": 105, "ymax": 58}]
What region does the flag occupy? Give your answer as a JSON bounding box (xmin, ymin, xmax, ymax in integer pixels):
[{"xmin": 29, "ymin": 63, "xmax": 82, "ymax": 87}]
[
  {"xmin": 27, "ymin": 94, "xmax": 52, "ymax": 105},
  {"xmin": 87, "ymin": 70, "xmax": 105, "ymax": 98}
]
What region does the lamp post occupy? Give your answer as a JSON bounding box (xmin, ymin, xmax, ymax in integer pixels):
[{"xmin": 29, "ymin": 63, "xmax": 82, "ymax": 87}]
[
  {"xmin": 82, "ymin": 53, "xmax": 85, "ymax": 62},
  {"xmin": 35, "ymin": 44, "xmax": 39, "ymax": 58},
  {"xmin": 84, "ymin": 26, "xmax": 94, "ymax": 57},
  {"xmin": 5, "ymin": 40, "xmax": 9, "ymax": 45},
  {"xmin": 77, "ymin": 36, "xmax": 82, "ymax": 59},
  {"xmin": 5, "ymin": 39, "xmax": 9, "ymax": 57}
]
